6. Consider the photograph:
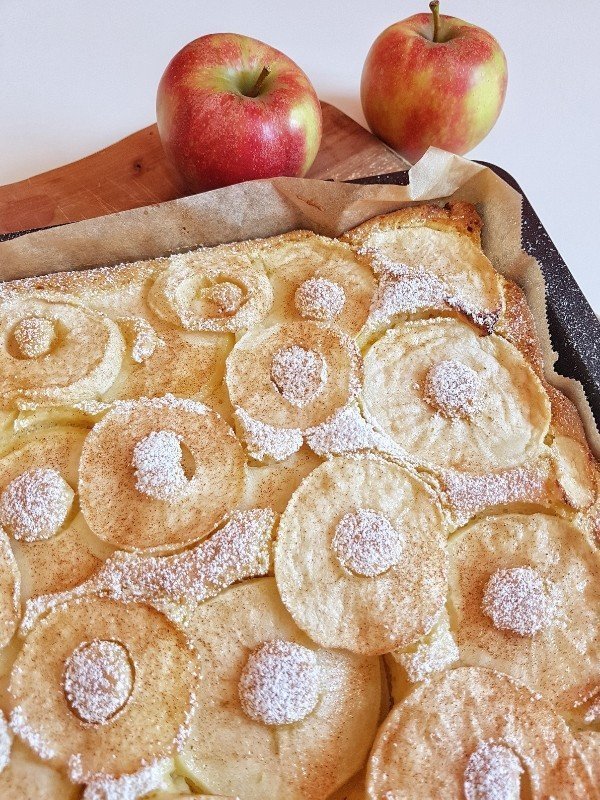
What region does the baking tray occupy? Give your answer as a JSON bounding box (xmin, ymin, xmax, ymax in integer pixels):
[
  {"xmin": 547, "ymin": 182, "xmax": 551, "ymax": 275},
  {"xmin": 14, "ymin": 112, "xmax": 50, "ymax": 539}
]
[
  {"xmin": 351, "ymin": 163, "xmax": 600, "ymax": 429},
  {"xmin": 1, "ymin": 162, "xmax": 599, "ymax": 428}
]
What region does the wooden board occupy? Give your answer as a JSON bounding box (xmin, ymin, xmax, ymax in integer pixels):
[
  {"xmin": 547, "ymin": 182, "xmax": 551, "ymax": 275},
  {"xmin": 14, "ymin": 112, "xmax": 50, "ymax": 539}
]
[{"xmin": 0, "ymin": 102, "xmax": 408, "ymax": 235}]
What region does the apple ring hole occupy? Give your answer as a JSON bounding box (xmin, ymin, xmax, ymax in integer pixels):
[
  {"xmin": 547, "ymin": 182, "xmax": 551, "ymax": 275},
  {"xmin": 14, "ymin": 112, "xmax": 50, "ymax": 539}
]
[
  {"xmin": 463, "ymin": 741, "xmax": 524, "ymax": 800},
  {"xmin": 63, "ymin": 639, "xmax": 135, "ymax": 726},
  {"xmin": 7, "ymin": 317, "xmax": 64, "ymax": 360},
  {"xmin": 179, "ymin": 439, "xmax": 196, "ymax": 481},
  {"xmin": 132, "ymin": 430, "xmax": 196, "ymax": 502},
  {"xmin": 0, "ymin": 467, "xmax": 75, "ymax": 542},
  {"xmin": 238, "ymin": 639, "xmax": 320, "ymax": 726},
  {"xmin": 192, "ymin": 276, "xmax": 247, "ymax": 319}
]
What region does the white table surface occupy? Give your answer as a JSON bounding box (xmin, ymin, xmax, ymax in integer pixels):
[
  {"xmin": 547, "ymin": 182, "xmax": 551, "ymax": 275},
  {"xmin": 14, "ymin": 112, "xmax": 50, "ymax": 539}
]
[{"xmin": 1, "ymin": 0, "xmax": 599, "ymax": 311}]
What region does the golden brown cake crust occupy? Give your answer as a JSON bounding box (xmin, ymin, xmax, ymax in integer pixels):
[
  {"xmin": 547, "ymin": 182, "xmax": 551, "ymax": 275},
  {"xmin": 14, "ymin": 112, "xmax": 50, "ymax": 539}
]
[
  {"xmin": 0, "ymin": 198, "xmax": 598, "ymax": 800},
  {"xmin": 495, "ymin": 277, "xmax": 545, "ymax": 376},
  {"xmin": 342, "ymin": 201, "xmax": 483, "ymax": 248},
  {"xmin": 497, "ymin": 277, "xmax": 599, "ymax": 509}
]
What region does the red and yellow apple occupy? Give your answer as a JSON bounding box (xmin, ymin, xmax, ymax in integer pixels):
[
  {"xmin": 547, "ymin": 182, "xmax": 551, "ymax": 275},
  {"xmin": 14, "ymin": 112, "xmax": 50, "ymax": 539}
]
[
  {"xmin": 157, "ymin": 33, "xmax": 322, "ymax": 192},
  {"xmin": 361, "ymin": 2, "xmax": 508, "ymax": 163}
]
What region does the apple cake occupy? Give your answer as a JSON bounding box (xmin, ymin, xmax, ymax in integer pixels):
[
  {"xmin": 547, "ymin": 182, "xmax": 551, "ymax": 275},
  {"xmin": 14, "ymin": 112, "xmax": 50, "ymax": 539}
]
[{"xmin": 0, "ymin": 201, "xmax": 597, "ymax": 799}]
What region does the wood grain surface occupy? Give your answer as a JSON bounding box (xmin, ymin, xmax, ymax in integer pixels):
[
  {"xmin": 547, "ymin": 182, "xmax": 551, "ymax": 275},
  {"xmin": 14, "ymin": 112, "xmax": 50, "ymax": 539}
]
[{"xmin": 0, "ymin": 102, "xmax": 408, "ymax": 235}]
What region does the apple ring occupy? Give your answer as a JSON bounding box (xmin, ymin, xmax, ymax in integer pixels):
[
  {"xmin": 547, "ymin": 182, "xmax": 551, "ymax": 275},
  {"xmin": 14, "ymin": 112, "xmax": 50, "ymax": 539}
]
[
  {"xmin": 8, "ymin": 595, "xmax": 196, "ymax": 781},
  {"xmin": 252, "ymin": 231, "xmax": 375, "ymax": 335},
  {"xmin": 448, "ymin": 513, "xmax": 600, "ymax": 717},
  {"xmin": 226, "ymin": 321, "xmax": 361, "ymax": 432},
  {"xmin": 112, "ymin": 328, "xmax": 231, "ymax": 403},
  {"xmin": 362, "ymin": 317, "xmax": 551, "ymax": 472},
  {"xmin": 0, "ymin": 292, "xmax": 124, "ymax": 409},
  {"xmin": 0, "ymin": 426, "xmax": 103, "ymax": 601},
  {"xmin": 367, "ymin": 667, "xmax": 596, "ymax": 799},
  {"xmin": 79, "ymin": 395, "xmax": 246, "ymax": 551},
  {"xmin": 0, "ymin": 739, "xmax": 80, "ymax": 800},
  {"xmin": 146, "ymin": 246, "xmax": 273, "ymax": 333},
  {"xmin": 109, "ymin": 291, "xmax": 231, "ymax": 404},
  {"xmin": 177, "ymin": 578, "xmax": 381, "ymax": 800},
  {"xmin": 275, "ymin": 455, "xmax": 448, "ymax": 655},
  {"xmin": 343, "ymin": 203, "xmax": 503, "ymax": 331}
]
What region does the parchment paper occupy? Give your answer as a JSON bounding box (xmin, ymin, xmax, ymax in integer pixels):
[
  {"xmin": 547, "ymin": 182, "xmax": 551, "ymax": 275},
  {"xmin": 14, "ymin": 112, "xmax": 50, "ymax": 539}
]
[{"xmin": 0, "ymin": 148, "xmax": 598, "ymax": 455}]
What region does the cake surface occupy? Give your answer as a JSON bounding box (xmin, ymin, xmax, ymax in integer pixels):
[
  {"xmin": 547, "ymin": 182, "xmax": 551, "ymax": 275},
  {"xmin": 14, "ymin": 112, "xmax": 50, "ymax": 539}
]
[{"xmin": 0, "ymin": 202, "xmax": 597, "ymax": 799}]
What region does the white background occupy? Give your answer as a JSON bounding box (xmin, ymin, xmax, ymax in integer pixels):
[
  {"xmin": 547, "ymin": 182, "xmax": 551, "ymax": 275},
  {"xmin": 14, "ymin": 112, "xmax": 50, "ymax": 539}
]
[{"xmin": 1, "ymin": 0, "xmax": 599, "ymax": 310}]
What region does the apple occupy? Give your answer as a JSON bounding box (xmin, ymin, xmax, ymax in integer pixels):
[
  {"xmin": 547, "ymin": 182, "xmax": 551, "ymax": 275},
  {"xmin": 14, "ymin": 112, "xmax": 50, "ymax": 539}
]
[
  {"xmin": 361, "ymin": 1, "xmax": 507, "ymax": 163},
  {"xmin": 156, "ymin": 33, "xmax": 322, "ymax": 192}
]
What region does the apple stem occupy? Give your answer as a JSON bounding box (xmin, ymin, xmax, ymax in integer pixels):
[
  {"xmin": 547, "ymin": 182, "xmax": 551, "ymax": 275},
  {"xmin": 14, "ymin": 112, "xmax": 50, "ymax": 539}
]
[
  {"xmin": 248, "ymin": 66, "xmax": 270, "ymax": 97},
  {"xmin": 429, "ymin": 0, "xmax": 441, "ymax": 43}
]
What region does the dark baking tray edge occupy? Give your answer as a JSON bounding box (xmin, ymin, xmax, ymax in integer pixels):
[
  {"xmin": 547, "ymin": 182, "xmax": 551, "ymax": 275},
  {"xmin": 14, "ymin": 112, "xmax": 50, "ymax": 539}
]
[
  {"xmin": 1, "ymin": 161, "xmax": 599, "ymax": 427},
  {"xmin": 350, "ymin": 163, "xmax": 600, "ymax": 429}
]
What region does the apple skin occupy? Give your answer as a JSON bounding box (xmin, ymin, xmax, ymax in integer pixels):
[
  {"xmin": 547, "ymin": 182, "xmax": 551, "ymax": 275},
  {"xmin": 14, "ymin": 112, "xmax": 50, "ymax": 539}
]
[
  {"xmin": 157, "ymin": 33, "xmax": 322, "ymax": 192},
  {"xmin": 361, "ymin": 13, "xmax": 507, "ymax": 163}
]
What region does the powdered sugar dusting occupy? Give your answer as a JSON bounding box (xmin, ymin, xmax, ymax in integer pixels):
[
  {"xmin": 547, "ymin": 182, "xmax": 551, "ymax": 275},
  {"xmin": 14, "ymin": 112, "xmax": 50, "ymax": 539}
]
[
  {"xmin": 482, "ymin": 567, "xmax": 553, "ymax": 637},
  {"xmin": 10, "ymin": 705, "xmax": 56, "ymax": 760},
  {"xmin": 369, "ymin": 270, "xmax": 447, "ymax": 323},
  {"xmin": 112, "ymin": 393, "xmax": 209, "ymax": 419},
  {"xmin": 332, "ymin": 509, "xmax": 403, "ymax": 577},
  {"xmin": 294, "ymin": 277, "xmax": 346, "ymax": 321},
  {"xmin": 238, "ymin": 640, "xmax": 320, "ymax": 725},
  {"xmin": 424, "ymin": 359, "xmax": 482, "ymax": 419},
  {"xmin": 306, "ymin": 405, "xmax": 404, "ymax": 459},
  {"xmin": 0, "ymin": 467, "xmax": 74, "ymax": 541},
  {"xmin": 235, "ymin": 407, "xmax": 303, "ymax": 462},
  {"xmin": 71, "ymin": 400, "xmax": 113, "ymax": 416},
  {"xmin": 118, "ymin": 316, "xmax": 163, "ymax": 364},
  {"xmin": 207, "ymin": 281, "xmax": 244, "ymax": 315},
  {"xmin": 237, "ymin": 402, "xmax": 406, "ymax": 463},
  {"xmin": 441, "ymin": 464, "xmax": 549, "ymax": 526},
  {"xmin": 358, "ymin": 246, "xmax": 499, "ymax": 332},
  {"xmin": 96, "ymin": 508, "xmax": 275, "ymax": 605},
  {"xmin": 20, "ymin": 509, "xmax": 276, "ymax": 635},
  {"xmin": 0, "ymin": 710, "xmax": 11, "ymax": 774},
  {"xmin": 12, "ymin": 316, "xmax": 55, "ymax": 358},
  {"xmin": 63, "ymin": 640, "xmax": 134, "ymax": 725},
  {"xmin": 82, "ymin": 759, "xmax": 171, "ymax": 800},
  {"xmin": 583, "ymin": 692, "xmax": 600, "ymax": 724},
  {"xmin": 356, "ymin": 250, "xmax": 411, "ymax": 278},
  {"xmin": 132, "ymin": 430, "xmax": 188, "ymax": 502},
  {"xmin": 464, "ymin": 741, "xmax": 523, "ymax": 800},
  {"xmin": 574, "ymin": 685, "xmax": 600, "ymax": 725},
  {"xmin": 174, "ymin": 686, "xmax": 196, "ymax": 754},
  {"xmin": 270, "ymin": 345, "xmax": 327, "ymax": 408}
]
